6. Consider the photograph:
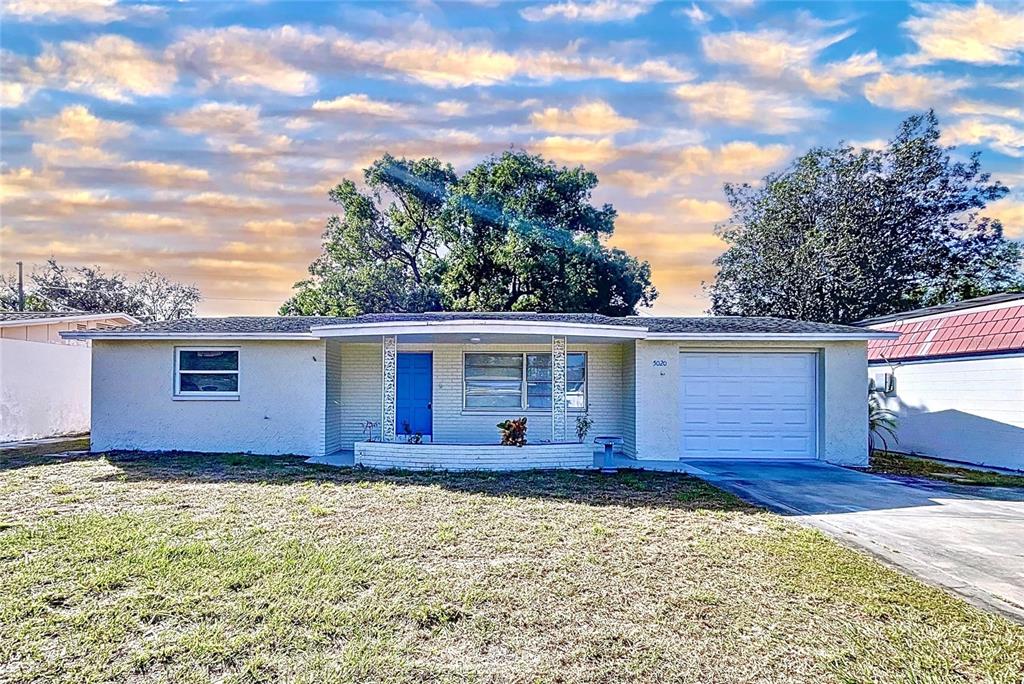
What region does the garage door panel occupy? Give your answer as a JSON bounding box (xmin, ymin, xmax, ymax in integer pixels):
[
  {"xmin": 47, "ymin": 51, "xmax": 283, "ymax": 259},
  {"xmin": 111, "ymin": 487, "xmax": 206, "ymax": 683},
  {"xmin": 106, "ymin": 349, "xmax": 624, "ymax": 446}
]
[{"xmin": 680, "ymin": 352, "xmax": 818, "ymax": 459}]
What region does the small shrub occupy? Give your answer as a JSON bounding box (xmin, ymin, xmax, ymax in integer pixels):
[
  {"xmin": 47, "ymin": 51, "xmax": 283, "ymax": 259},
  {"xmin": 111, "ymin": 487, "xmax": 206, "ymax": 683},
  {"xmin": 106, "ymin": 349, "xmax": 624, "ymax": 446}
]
[
  {"xmin": 496, "ymin": 417, "xmax": 528, "ymax": 446},
  {"xmin": 575, "ymin": 413, "xmax": 594, "ymax": 443},
  {"xmin": 869, "ymin": 393, "xmax": 898, "ymax": 453}
]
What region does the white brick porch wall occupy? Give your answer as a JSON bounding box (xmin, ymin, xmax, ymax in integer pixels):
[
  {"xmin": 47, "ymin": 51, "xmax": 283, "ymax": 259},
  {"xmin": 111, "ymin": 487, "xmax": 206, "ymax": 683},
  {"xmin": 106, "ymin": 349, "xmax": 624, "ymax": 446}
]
[{"xmin": 355, "ymin": 441, "xmax": 594, "ymax": 470}]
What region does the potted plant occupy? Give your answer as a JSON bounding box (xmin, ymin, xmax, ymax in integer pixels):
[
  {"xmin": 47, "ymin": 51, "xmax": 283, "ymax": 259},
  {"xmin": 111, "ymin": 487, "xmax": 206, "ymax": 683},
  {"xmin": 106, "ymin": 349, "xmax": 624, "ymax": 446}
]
[{"xmin": 496, "ymin": 417, "xmax": 528, "ymax": 447}]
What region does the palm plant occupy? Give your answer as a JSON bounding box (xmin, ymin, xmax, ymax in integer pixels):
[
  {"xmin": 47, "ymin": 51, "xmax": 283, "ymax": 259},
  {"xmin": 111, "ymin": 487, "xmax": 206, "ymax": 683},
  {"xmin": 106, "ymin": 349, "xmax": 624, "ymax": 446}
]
[{"xmin": 868, "ymin": 393, "xmax": 898, "ymax": 453}]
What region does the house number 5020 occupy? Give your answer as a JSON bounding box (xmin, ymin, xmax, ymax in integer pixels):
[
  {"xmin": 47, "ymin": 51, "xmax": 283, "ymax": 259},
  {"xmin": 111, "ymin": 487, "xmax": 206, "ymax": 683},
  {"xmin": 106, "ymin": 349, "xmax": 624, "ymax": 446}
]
[{"xmin": 652, "ymin": 359, "xmax": 668, "ymax": 367}]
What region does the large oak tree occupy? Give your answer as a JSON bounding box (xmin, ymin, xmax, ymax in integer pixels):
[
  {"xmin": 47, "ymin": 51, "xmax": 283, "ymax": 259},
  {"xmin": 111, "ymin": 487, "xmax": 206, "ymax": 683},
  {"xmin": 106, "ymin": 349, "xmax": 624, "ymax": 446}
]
[
  {"xmin": 708, "ymin": 112, "xmax": 1022, "ymax": 323},
  {"xmin": 282, "ymin": 151, "xmax": 657, "ymax": 316}
]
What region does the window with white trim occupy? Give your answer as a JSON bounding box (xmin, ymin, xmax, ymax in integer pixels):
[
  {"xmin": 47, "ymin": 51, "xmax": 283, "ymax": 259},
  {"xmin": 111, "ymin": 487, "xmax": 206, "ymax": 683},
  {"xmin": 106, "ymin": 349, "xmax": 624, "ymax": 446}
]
[
  {"xmin": 175, "ymin": 348, "xmax": 239, "ymax": 396},
  {"xmin": 464, "ymin": 352, "xmax": 586, "ymax": 410}
]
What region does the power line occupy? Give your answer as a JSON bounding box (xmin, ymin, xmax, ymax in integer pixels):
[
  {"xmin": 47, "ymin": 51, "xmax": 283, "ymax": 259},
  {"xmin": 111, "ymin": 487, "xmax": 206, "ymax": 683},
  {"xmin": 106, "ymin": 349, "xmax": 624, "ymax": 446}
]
[{"xmin": 14, "ymin": 284, "xmax": 285, "ymax": 303}]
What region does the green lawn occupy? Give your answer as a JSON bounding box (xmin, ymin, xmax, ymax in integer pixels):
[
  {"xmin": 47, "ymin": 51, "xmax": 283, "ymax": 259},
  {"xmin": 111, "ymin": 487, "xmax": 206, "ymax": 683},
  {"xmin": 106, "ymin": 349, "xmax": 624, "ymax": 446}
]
[
  {"xmin": 1, "ymin": 442, "xmax": 1022, "ymax": 683},
  {"xmin": 869, "ymin": 450, "xmax": 1024, "ymax": 488}
]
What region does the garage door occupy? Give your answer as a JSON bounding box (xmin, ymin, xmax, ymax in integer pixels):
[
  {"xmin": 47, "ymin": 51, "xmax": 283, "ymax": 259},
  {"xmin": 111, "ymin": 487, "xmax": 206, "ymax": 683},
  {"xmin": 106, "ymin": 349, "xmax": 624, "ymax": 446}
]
[{"xmin": 679, "ymin": 352, "xmax": 818, "ymax": 459}]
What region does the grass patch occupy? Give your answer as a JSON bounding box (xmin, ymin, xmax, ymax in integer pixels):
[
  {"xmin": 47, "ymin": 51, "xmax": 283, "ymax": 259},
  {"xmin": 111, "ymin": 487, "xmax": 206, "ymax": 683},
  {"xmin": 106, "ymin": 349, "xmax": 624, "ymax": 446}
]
[
  {"xmin": 869, "ymin": 450, "xmax": 1024, "ymax": 488},
  {"xmin": 1, "ymin": 444, "xmax": 1022, "ymax": 682}
]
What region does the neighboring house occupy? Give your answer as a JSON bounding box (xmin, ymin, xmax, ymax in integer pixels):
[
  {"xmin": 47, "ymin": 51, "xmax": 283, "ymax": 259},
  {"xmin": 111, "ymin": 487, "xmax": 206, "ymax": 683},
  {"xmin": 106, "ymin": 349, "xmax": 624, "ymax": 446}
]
[
  {"xmin": 1, "ymin": 311, "xmax": 140, "ymax": 441},
  {"xmin": 860, "ymin": 293, "xmax": 1024, "ymax": 471},
  {"xmin": 63, "ymin": 313, "xmax": 892, "ymax": 470}
]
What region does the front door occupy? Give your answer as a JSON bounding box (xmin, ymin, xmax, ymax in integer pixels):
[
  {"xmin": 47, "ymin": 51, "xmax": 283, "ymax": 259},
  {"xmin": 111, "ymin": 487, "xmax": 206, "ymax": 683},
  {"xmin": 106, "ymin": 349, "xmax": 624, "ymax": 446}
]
[{"xmin": 397, "ymin": 353, "xmax": 432, "ymax": 439}]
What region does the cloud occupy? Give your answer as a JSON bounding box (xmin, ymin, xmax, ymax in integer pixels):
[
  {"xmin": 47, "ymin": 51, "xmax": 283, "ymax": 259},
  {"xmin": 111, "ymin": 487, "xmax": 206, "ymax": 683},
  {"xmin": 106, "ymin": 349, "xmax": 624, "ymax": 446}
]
[
  {"xmin": 531, "ymin": 136, "xmax": 620, "ymax": 165},
  {"xmin": 950, "ymin": 99, "xmax": 1023, "ymax": 122},
  {"xmin": 602, "ymin": 170, "xmax": 672, "ymax": 197},
  {"xmin": 530, "ymin": 100, "xmax": 639, "ymax": 135},
  {"xmin": 941, "ymin": 118, "xmax": 1024, "ymax": 157},
  {"xmin": 676, "ymin": 198, "xmax": 731, "ymax": 222},
  {"xmin": 23, "ymin": 105, "xmax": 132, "ymax": 144},
  {"xmin": 0, "ymin": 167, "xmax": 60, "ymax": 201},
  {"xmin": 3, "ymin": 0, "xmax": 164, "ymax": 23},
  {"xmin": 183, "ymin": 192, "xmax": 273, "ymax": 213},
  {"xmin": 701, "ymin": 27, "xmax": 881, "ymax": 97},
  {"xmin": 107, "ymin": 213, "xmax": 197, "ymax": 234},
  {"xmin": 32, "ymin": 34, "xmax": 175, "ymax": 102},
  {"xmin": 435, "ymin": 100, "xmax": 469, "ymax": 117},
  {"xmin": 32, "ymin": 142, "xmax": 119, "ymax": 167},
  {"xmin": 521, "ymin": 0, "xmax": 656, "ymax": 22},
  {"xmin": 244, "ymin": 218, "xmax": 323, "ymax": 238},
  {"xmin": 167, "ymin": 102, "xmax": 262, "ymax": 136},
  {"xmin": 673, "ymin": 81, "xmax": 820, "ymax": 133},
  {"xmin": 168, "ymin": 26, "xmax": 319, "ymax": 95},
  {"xmin": 902, "ymin": 2, "xmax": 1024, "ymax": 66},
  {"xmin": 985, "ymin": 197, "xmax": 1024, "ymax": 239},
  {"xmin": 702, "ymin": 28, "xmax": 851, "ymax": 78},
  {"xmin": 165, "ymin": 25, "xmax": 692, "ymax": 93},
  {"xmin": 675, "ymin": 141, "xmax": 791, "ymax": 178},
  {"xmin": 680, "ymin": 4, "xmax": 711, "ymax": 25},
  {"xmin": 121, "ymin": 161, "xmax": 210, "ymax": 187},
  {"xmin": 799, "ymin": 52, "xmax": 883, "ymax": 98},
  {"xmin": 863, "ymin": 72, "xmax": 965, "ymax": 110},
  {"xmin": 312, "ymin": 94, "xmax": 410, "ymax": 118}
]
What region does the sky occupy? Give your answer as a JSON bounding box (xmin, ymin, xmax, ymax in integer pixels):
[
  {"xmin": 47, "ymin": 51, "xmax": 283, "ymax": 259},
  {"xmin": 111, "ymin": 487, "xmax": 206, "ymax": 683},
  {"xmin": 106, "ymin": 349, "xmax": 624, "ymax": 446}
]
[{"xmin": 1, "ymin": 0, "xmax": 1022, "ymax": 316}]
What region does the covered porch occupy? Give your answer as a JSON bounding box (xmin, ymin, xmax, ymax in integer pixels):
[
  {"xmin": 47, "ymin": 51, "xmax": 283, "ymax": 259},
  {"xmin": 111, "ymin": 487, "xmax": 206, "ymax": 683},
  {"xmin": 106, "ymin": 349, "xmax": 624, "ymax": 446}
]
[{"xmin": 311, "ymin": 318, "xmax": 645, "ymax": 470}]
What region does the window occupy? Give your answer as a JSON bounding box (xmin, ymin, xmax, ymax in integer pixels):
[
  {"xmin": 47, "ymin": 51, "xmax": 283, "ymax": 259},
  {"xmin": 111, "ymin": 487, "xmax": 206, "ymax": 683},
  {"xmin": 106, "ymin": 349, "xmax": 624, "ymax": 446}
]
[
  {"xmin": 464, "ymin": 352, "xmax": 586, "ymax": 410},
  {"xmin": 175, "ymin": 348, "xmax": 239, "ymax": 397}
]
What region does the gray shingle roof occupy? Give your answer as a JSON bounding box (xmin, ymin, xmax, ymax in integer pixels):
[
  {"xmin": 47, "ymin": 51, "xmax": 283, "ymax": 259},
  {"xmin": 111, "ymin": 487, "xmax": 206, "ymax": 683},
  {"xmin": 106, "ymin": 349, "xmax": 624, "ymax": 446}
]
[
  {"xmin": 0, "ymin": 311, "xmax": 90, "ymax": 322},
  {"xmin": 67, "ymin": 312, "xmax": 877, "ymax": 336}
]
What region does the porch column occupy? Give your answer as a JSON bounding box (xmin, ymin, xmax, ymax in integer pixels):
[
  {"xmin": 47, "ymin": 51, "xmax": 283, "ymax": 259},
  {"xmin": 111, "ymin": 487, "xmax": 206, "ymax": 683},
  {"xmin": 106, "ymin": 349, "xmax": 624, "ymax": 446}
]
[
  {"xmin": 551, "ymin": 335, "xmax": 567, "ymax": 442},
  {"xmin": 381, "ymin": 335, "xmax": 397, "ymax": 442}
]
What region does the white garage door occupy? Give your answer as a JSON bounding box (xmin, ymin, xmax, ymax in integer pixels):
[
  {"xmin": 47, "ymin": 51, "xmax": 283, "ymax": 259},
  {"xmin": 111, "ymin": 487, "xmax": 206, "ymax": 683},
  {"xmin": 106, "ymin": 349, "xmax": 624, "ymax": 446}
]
[{"xmin": 679, "ymin": 352, "xmax": 818, "ymax": 459}]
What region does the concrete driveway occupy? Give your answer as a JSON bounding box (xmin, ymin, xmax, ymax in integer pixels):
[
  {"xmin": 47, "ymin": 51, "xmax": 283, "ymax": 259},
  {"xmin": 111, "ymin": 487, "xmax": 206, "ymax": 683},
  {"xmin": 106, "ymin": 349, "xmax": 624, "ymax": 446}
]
[{"xmin": 684, "ymin": 459, "xmax": 1024, "ymax": 623}]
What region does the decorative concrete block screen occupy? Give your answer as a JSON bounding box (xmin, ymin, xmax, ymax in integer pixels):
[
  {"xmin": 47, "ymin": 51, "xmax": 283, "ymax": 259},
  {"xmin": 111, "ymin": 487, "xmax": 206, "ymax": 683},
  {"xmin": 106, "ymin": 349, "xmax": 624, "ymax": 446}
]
[{"xmin": 354, "ymin": 441, "xmax": 595, "ymax": 471}]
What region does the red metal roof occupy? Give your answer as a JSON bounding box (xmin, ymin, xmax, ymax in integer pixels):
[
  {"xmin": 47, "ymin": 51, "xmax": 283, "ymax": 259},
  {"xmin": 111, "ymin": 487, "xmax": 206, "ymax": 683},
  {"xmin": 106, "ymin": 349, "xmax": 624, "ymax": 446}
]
[{"xmin": 868, "ymin": 305, "xmax": 1024, "ymax": 361}]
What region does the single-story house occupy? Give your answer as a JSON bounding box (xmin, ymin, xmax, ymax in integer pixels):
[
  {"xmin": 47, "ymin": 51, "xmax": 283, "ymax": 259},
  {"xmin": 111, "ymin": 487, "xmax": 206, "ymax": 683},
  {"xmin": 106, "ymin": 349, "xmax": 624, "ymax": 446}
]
[
  {"xmin": 1, "ymin": 311, "xmax": 140, "ymax": 441},
  {"xmin": 860, "ymin": 293, "xmax": 1024, "ymax": 472},
  {"xmin": 62, "ymin": 313, "xmax": 895, "ymax": 470}
]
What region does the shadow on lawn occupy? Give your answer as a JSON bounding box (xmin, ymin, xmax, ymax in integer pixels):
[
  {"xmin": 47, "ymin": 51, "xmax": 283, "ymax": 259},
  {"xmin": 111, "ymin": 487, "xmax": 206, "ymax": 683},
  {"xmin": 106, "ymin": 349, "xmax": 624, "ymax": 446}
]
[{"xmin": 85, "ymin": 450, "xmax": 749, "ymax": 512}]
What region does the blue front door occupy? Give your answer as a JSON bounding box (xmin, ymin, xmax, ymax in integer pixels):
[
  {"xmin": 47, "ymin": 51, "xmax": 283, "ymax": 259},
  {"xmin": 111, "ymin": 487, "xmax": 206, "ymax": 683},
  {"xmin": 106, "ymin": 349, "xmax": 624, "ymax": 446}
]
[{"xmin": 397, "ymin": 353, "xmax": 432, "ymax": 437}]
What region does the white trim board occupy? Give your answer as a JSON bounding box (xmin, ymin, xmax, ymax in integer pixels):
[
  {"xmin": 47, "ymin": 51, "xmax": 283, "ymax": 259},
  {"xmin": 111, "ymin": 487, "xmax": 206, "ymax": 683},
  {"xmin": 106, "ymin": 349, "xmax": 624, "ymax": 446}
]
[
  {"xmin": 311, "ymin": 319, "xmax": 648, "ymax": 339},
  {"xmin": 1, "ymin": 313, "xmax": 140, "ymax": 328}
]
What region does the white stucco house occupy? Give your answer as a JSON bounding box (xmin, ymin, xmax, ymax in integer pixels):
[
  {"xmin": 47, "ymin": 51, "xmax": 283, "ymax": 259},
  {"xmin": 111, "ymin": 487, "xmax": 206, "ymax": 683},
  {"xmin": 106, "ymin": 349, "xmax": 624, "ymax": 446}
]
[
  {"xmin": 1, "ymin": 311, "xmax": 139, "ymax": 441},
  {"xmin": 62, "ymin": 313, "xmax": 895, "ymax": 470},
  {"xmin": 861, "ymin": 293, "xmax": 1024, "ymax": 471}
]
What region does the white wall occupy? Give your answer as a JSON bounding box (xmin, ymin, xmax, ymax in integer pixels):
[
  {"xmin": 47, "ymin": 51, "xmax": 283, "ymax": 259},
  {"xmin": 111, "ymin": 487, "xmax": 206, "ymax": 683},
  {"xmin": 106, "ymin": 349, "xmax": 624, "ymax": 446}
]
[
  {"xmin": 326, "ymin": 341, "xmax": 626, "ymax": 451},
  {"xmin": 0, "ymin": 338, "xmax": 91, "ymax": 440},
  {"xmin": 821, "ymin": 341, "xmax": 870, "ymax": 466},
  {"xmin": 91, "ymin": 340, "xmax": 327, "ymax": 457},
  {"xmin": 632, "ymin": 340, "xmax": 869, "ymax": 466},
  {"xmin": 877, "ymin": 355, "xmax": 1024, "ymax": 471}
]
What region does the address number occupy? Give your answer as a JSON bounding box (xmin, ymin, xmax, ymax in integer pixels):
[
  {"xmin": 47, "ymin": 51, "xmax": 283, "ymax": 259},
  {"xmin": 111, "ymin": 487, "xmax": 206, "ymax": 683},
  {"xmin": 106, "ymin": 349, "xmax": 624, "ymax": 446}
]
[{"xmin": 652, "ymin": 359, "xmax": 668, "ymax": 367}]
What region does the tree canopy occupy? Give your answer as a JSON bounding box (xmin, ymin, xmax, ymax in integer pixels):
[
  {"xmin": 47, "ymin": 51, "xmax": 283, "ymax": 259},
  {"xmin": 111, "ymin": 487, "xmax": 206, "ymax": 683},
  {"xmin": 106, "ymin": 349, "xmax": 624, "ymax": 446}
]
[
  {"xmin": 281, "ymin": 151, "xmax": 657, "ymax": 316},
  {"xmin": 708, "ymin": 112, "xmax": 1022, "ymax": 323},
  {"xmin": 1, "ymin": 259, "xmax": 201, "ymax": 321}
]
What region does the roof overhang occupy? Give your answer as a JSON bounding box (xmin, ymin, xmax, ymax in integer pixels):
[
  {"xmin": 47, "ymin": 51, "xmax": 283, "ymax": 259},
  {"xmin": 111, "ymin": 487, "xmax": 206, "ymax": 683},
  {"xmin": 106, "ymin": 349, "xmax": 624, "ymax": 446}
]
[
  {"xmin": 60, "ymin": 332, "xmax": 317, "ymax": 341},
  {"xmin": 644, "ymin": 331, "xmax": 900, "ymax": 341},
  {"xmin": 2, "ymin": 312, "xmax": 141, "ymax": 329},
  {"xmin": 309, "ymin": 319, "xmax": 649, "ymax": 341}
]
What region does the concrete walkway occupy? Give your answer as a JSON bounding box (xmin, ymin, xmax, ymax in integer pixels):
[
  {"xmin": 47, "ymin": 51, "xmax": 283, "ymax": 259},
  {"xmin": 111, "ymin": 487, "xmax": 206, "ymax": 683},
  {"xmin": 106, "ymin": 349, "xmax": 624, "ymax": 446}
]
[{"xmin": 684, "ymin": 459, "xmax": 1024, "ymax": 623}]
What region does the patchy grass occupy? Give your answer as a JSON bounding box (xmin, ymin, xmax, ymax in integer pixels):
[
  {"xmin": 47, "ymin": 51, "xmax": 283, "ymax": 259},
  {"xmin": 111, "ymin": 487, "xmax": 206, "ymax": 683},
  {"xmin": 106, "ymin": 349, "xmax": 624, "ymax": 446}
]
[
  {"xmin": 870, "ymin": 451, "xmax": 1024, "ymax": 488},
  {"xmin": 1, "ymin": 445, "xmax": 1022, "ymax": 683}
]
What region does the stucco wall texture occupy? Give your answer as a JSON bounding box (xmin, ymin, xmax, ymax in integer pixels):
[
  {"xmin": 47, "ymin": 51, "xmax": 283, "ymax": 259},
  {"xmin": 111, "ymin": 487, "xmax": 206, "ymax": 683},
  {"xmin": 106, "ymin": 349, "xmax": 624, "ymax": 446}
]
[
  {"xmin": 91, "ymin": 340, "xmax": 327, "ymax": 457},
  {"xmin": 1, "ymin": 339, "xmax": 92, "ymax": 440}
]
